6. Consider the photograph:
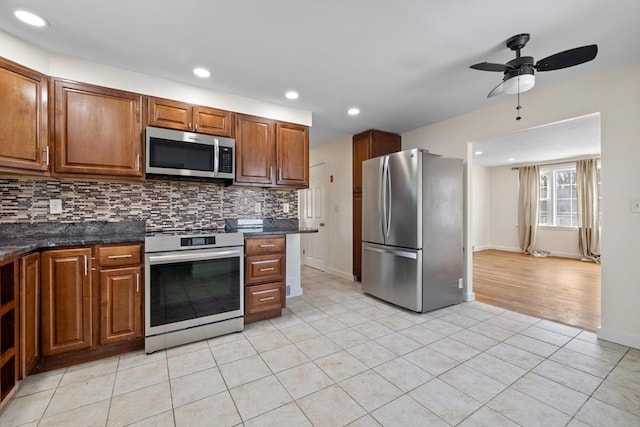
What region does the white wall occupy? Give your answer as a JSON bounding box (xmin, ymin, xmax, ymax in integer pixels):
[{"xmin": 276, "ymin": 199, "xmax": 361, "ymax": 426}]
[
  {"xmin": 471, "ymin": 166, "xmax": 491, "ymax": 250},
  {"xmin": 307, "ymin": 137, "xmax": 353, "ymax": 280},
  {"xmin": 487, "ymin": 167, "xmax": 519, "ymax": 251},
  {"xmin": 0, "ymin": 31, "xmax": 311, "ymax": 126},
  {"xmin": 402, "ymin": 62, "xmax": 640, "ymax": 348}
]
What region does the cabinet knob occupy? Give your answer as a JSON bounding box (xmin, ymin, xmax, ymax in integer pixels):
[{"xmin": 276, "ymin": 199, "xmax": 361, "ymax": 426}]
[{"xmin": 319, "ymin": 223, "xmax": 325, "ymax": 227}]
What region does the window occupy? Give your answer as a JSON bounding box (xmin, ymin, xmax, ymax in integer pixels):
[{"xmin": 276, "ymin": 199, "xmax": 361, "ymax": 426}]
[
  {"xmin": 539, "ymin": 165, "xmax": 577, "ymax": 227},
  {"xmin": 538, "ymin": 161, "xmax": 601, "ymax": 227}
]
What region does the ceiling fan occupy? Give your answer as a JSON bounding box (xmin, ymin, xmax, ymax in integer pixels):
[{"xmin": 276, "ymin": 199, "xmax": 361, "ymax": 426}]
[{"xmin": 470, "ymin": 33, "xmax": 597, "ymax": 119}]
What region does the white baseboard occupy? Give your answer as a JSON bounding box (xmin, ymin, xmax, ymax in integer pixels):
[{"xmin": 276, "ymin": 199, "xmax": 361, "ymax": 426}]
[
  {"xmin": 473, "ymin": 245, "xmax": 491, "ymax": 252},
  {"xmin": 597, "ymin": 326, "xmax": 640, "ymax": 349},
  {"xmin": 326, "ymin": 268, "xmax": 356, "ymax": 282},
  {"xmin": 463, "ymin": 292, "xmax": 476, "ymax": 302}
]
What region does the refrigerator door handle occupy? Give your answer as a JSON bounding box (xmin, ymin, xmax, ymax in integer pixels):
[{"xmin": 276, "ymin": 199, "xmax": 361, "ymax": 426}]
[
  {"xmin": 385, "ymin": 158, "xmax": 392, "ymax": 241},
  {"xmin": 363, "ymin": 245, "xmax": 418, "ymax": 260},
  {"xmin": 380, "ymin": 157, "xmax": 388, "ymax": 240}
]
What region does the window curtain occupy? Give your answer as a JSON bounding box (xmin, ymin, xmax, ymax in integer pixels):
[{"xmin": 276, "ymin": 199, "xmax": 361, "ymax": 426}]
[
  {"xmin": 576, "ymin": 159, "xmax": 601, "ymax": 262},
  {"xmin": 518, "ymin": 165, "xmax": 540, "ymax": 255}
]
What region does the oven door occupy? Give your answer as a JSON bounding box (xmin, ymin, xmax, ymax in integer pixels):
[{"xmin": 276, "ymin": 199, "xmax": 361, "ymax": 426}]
[{"xmin": 145, "ymin": 247, "xmax": 243, "ymax": 337}]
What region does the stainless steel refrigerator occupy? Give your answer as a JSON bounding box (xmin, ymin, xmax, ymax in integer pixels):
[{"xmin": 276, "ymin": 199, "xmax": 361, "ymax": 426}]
[{"xmin": 361, "ymin": 148, "xmax": 463, "ymax": 313}]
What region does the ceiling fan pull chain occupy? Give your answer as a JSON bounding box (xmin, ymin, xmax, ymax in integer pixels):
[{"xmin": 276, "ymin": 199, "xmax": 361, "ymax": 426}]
[{"xmin": 516, "ymin": 78, "xmax": 522, "ymax": 121}]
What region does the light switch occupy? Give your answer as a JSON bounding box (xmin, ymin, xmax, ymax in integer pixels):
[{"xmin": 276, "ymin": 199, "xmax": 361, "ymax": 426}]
[
  {"xmin": 631, "ymin": 199, "xmax": 640, "ymax": 214},
  {"xmin": 254, "ymin": 202, "xmax": 261, "ymax": 213},
  {"xmin": 283, "ymin": 202, "xmax": 290, "ymax": 213}
]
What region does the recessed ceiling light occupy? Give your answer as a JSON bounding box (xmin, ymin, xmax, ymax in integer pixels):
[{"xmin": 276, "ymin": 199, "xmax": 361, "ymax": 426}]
[
  {"xmin": 508, "ymin": 158, "xmax": 516, "ymax": 162},
  {"xmin": 474, "ymin": 151, "xmax": 483, "ymax": 155},
  {"xmin": 193, "ymin": 67, "xmax": 211, "ymax": 78},
  {"xmin": 285, "ymin": 91, "xmax": 299, "ymax": 100},
  {"xmin": 14, "ymin": 10, "xmax": 47, "ymax": 27},
  {"xmin": 347, "ymin": 107, "xmax": 360, "ymax": 116}
]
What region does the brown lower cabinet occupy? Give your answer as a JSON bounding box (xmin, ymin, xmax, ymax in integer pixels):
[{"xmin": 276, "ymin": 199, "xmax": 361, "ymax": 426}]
[
  {"xmin": 38, "ymin": 244, "xmax": 143, "ymax": 369},
  {"xmin": 20, "ymin": 252, "xmax": 40, "ymax": 377},
  {"xmin": 244, "ymin": 236, "xmax": 286, "ymax": 324},
  {"xmin": 41, "ymin": 248, "xmax": 93, "ymax": 356},
  {"xmin": 99, "ymin": 266, "xmax": 142, "ymax": 345}
]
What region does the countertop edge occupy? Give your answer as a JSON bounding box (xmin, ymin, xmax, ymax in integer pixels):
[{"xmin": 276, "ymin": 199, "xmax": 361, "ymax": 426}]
[{"xmin": 0, "ymin": 234, "xmax": 145, "ymax": 263}]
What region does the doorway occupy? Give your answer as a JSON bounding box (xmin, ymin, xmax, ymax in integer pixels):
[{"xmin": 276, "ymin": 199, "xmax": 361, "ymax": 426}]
[
  {"xmin": 300, "ymin": 162, "xmax": 327, "ymax": 271},
  {"xmin": 470, "ymin": 113, "xmax": 602, "ymax": 331}
]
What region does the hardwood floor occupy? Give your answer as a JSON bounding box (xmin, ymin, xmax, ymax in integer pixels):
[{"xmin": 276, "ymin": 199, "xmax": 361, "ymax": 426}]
[{"xmin": 473, "ymin": 249, "xmax": 601, "ymax": 332}]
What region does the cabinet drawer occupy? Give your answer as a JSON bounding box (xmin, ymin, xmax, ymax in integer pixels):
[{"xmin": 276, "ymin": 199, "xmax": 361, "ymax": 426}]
[
  {"xmin": 245, "ymin": 282, "xmax": 284, "ymax": 314},
  {"xmin": 97, "ymin": 244, "xmax": 141, "ymax": 267},
  {"xmin": 245, "ymin": 254, "xmax": 285, "ymax": 285},
  {"xmin": 245, "ymin": 236, "xmax": 285, "ymax": 255}
]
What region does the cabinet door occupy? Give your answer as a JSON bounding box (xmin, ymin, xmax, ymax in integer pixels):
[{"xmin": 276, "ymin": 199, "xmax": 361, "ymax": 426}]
[
  {"xmin": 100, "ymin": 267, "xmax": 142, "ymax": 345},
  {"xmin": 0, "ymin": 58, "xmax": 48, "ymax": 173},
  {"xmin": 352, "ymin": 132, "xmax": 371, "ymax": 194},
  {"xmin": 41, "ymin": 248, "xmax": 92, "ymax": 356},
  {"xmin": 234, "ymin": 114, "xmax": 275, "ymax": 185},
  {"xmin": 20, "ymin": 253, "xmax": 40, "ymax": 377},
  {"xmin": 54, "ymin": 80, "xmax": 143, "ymax": 178},
  {"xmin": 148, "ymin": 97, "xmax": 192, "ymax": 131},
  {"xmin": 193, "ymin": 106, "xmax": 234, "ymax": 136},
  {"xmin": 276, "ymin": 122, "xmax": 309, "ymax": 187}
]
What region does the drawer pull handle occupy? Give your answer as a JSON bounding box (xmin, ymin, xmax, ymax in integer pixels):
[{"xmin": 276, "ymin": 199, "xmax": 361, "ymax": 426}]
[
  {"xmin": 259, "ymin": 296, "xmax": 275, "ymax": 302},
  {"xmin": 259, "ymin": 244, "xmax": 276, "ymax": 248},
  {"xmin": 259, "ymin": 267, "xmax": 275, "ymax": 272},
  {"xmin": 107, "ymin": 254, "xmax": 133, "ymax": 259},
  {"xmin": 254, "ymin": 289, "xmax": 278, "ymax": 295},
  {"xmin": 136, "ymin": 273, "xmax": 140, "ymax": 293}
]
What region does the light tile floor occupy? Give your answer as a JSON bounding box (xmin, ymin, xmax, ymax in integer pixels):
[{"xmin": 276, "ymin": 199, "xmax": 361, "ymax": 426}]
[{"xmin": 1, "ymin": 267, "xmax": 639, "ymax": 426}]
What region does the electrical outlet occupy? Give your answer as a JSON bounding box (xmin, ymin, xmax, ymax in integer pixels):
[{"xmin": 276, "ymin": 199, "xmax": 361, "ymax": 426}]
[
  {"xmin": 49, "ymin": 199, "xmax": 63, "ymax": 214},
  {"xmin": 254, "ymin": 202, "xmax": 261, "ymax": 213},
  {"xmin": 631, "ymin": 199, "xmax": 640, "ymax": 214},
  {"xmin": 283, "ymin": 202, "xmax": 290, "ymax": 213}
]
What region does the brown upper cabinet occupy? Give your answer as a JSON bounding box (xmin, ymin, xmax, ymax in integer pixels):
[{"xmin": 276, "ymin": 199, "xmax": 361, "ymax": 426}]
[
  {"xmin": 0, "ymin": 57, "xmax": 49, "ymax": 174},
  {"xmin": 276, "ymin": 122, "xmax": 309, "ymax": 187},
  {"xmin": 235, "ymin": 114, "xmax": 309, "ymax": 188},
  {"xmin": 147, "ymin": 96, "xmax": 234, "ymax": 137},
  {"xmin": 352, "ymin": 129, "xmax": 401, "ymax": 194},
  {"xmin": 53, "ymin": 79, "xmax": 144, "ymax": 179}
]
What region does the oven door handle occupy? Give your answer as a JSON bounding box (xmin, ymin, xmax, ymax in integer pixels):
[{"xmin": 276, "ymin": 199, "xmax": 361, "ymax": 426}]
[{"xmin": 147, "ymin": 250, "xmax": 241, "ymax": 264}]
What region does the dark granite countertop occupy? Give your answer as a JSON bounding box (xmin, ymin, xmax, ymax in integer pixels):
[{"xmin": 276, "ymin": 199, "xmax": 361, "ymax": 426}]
[
  {"xmin": 0, "ymin": 221, "xmax": 145, "ymax": 262},
  {"xmin": 0, "ymin": 219, "xmax": 316, "ymax": 262}
]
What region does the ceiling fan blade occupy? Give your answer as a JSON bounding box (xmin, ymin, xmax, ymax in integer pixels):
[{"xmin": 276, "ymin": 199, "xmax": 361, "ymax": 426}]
[
  {"xmin": 470, "ymin": 62, "xmax": 513, "ymax": 72},
  {"xmin": 535, "ymin": 45, "xmax": 598, "ymax": 71},
  {"xmin": 487, "ymin": 80, "xmax": 505, "ymax": 98}
]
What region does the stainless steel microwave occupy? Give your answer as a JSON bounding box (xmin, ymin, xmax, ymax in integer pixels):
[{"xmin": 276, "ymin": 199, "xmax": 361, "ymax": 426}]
[{"xmin": 145, "ymin": 126, "xmax": 235, "ymax": 179}]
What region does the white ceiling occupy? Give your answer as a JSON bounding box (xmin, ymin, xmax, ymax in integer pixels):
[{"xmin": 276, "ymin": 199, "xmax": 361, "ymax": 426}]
[
  {"xmin": 1, "ymin": 1, "xmax": 639, "ymax": 149},
  {"xmin": 472, "ymin": 113, "xmax": 601, "ymax": 167}
]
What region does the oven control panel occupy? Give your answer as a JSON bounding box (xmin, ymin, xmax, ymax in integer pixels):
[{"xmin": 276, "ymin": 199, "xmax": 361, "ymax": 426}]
[{"xmin": 180, "ymin": 236, "xmax": 216, "ymax": 247}]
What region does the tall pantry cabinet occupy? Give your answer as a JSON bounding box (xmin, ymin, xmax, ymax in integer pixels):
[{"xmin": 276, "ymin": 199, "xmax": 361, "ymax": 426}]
[{"xmin": 352, "ymin": 130, "xmax": 401, "ymax": 281}]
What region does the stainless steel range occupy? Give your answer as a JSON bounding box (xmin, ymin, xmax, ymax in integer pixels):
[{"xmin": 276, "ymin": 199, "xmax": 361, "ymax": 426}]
[{"xmin": 144, "ymin": 230, "xmax": 244, "ymax": 353}]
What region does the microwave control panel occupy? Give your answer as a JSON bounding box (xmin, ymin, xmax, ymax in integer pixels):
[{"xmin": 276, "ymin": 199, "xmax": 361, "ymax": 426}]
[{"xmin": 220, "ymin": 146, "xmax": 233, "ymax": 173}]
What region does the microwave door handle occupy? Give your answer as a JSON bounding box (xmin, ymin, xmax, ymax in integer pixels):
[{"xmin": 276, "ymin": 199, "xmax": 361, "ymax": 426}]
[{"xmin": 213, "ymin": 139, "xmax": 219, "ymax": 175}]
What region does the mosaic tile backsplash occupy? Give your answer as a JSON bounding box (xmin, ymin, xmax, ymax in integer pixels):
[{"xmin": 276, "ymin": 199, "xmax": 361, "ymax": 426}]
[{"xmin": 0, "ymin": 177, "xmax": 298, "ymax": 231}]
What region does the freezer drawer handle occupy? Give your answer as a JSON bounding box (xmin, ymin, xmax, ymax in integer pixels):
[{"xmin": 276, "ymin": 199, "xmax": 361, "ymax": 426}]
[{"xmin": 364, "ymin": 246, "xmax": 418, "ymax": 259}]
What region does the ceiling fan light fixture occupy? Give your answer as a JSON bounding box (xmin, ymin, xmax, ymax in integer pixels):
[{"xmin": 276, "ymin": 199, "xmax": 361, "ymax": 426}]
[{"xmin": 503, "ymin": 73, "xmax": 535, "ymax": 95}]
